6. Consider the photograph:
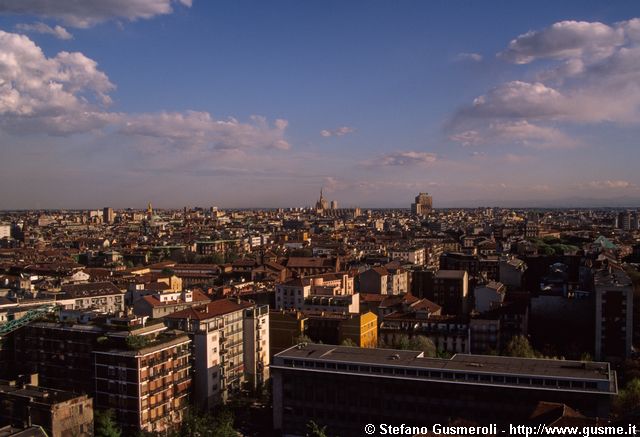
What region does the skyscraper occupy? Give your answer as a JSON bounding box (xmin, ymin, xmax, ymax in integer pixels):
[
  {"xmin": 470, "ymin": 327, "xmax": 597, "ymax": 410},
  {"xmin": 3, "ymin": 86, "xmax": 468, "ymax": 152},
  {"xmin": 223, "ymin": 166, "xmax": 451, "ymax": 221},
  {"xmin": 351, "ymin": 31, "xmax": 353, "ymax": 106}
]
[
  {"xmin": 411, "ymin": 192, "xmax": 432, "ymax": 216},
  {"xmin": 102, "ymin": 207, "xmax": 114, "ymax": 224}
]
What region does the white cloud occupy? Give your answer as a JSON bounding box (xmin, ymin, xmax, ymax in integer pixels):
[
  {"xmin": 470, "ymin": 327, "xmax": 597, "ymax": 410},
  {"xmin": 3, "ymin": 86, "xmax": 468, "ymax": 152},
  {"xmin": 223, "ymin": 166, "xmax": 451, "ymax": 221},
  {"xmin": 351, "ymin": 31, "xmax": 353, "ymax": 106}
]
[
  {"xmin": 450, "ymin": 18, "xmax": 640, "ymax": 149},
  {"xmin": 455, "ymin": 52, "xmax": 483, "ymax": 62},
  {"xmin": 368, "ymin": 151, "xmax": 437, "ymax": 167},
  {"xmin": 585, "ymin": 180, "xmax": 634, "ymax": 189},
  {"xmin": 0, "ymin": 0, "xmax": 191, "ymax": 28},
  {"xmin": 320, "ymin": 126, "xmax": 355, "ymax": 137},
  {"xmin": 451, "ymin": 121, "xmax": 578, "ymax": 149},
  {"xmin": 498, "ymin": 20, "xmax": 624, "ymax": 64},
  {"xmin": 0, "ymin": 30, "xmax": 115, "ymax": 134},
  {"xmin": 15, "ymin": 22, "xmax": 72, "ymax": 39},
  {"xmin": 0, "ymin": 30, "xmax": 291, "ymax": 155},
  {"xmin": 121, "ymin": 112, "xmax": 291, "ymax": 151}
]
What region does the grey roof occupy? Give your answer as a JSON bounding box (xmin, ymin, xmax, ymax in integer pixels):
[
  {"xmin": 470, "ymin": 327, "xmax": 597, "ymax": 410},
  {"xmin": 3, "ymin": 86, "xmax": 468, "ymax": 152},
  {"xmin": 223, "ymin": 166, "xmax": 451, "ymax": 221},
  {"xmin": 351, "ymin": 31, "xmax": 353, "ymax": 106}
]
[{"xmin": 274, "ymin": 344, "xmax": 612, "ymax": 382}]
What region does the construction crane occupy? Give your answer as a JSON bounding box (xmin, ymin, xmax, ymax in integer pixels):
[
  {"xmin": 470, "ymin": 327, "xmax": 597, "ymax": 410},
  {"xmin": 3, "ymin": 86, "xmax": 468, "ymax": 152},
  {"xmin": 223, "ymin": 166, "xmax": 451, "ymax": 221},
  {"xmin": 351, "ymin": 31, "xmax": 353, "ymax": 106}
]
[{"xmin": 0, "ymin": 304, "xmax": 58, "ymax": 337}]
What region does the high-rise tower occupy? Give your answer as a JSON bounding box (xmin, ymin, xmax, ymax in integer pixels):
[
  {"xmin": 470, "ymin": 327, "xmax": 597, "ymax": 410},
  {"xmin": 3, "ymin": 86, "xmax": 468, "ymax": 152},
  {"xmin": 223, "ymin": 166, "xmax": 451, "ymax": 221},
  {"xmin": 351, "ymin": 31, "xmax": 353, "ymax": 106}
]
[{"xmin": 411, "ymin": 192, "xmax": 433, "ymax": 216}]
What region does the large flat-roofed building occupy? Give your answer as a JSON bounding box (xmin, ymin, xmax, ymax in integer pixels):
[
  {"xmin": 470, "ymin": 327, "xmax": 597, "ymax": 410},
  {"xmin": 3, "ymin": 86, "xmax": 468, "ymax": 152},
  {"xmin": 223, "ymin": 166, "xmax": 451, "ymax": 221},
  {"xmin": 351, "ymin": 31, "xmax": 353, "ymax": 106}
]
[{"xmin": 272, "ymin": 344, "xmax": 616, "ymax": 437}]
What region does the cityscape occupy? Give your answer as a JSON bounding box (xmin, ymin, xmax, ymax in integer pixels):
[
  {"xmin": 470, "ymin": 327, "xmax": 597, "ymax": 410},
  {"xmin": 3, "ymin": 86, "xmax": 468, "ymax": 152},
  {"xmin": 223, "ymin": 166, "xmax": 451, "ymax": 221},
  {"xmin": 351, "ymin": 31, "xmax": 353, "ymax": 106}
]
[{"xmin": 1, "ymin": 1, "xmax": 640, "ymax": 437}]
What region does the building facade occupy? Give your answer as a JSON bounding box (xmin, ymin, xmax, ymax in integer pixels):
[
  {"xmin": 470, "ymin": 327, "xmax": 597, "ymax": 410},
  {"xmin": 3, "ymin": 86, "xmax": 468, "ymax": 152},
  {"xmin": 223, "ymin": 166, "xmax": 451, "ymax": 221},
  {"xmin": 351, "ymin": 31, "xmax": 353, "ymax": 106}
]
[{"xmin": 272, "ymin": 344, "xmax": 616, "ymax": 437}]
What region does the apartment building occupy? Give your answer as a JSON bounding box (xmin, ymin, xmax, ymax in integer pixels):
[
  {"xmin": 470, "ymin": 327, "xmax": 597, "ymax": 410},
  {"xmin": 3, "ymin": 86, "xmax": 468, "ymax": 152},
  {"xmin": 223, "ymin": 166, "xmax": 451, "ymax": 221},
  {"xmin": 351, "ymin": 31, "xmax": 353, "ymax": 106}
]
[
  {"xmin": 55, "ymin": 282, "xmax": 125, "ymax": 313},
  {"xmin": 594, "ymin": 267, "xmax": 634, "ymax": 361},
  {"xmin": 388, "ymin": 247, "xmax": 426, "ymax": 266},
  {"xmin": 429, "ymin": 270, "xmax": 469, "ymax": 315},
  {"xmin": 93, "ymin": 325, "xmax": 191, "ymax": 433},
  {"xmin": 275, "ymin": 272, "xmax": 358, "ymax": 314},
  {"xmin": 10, "ymin": 315, "xmax": 191, "ymax": 434},
  {"xmin": 243, "ymin": 304, "xmax": 270, "ymax": 391},
  {"xmin": 164, "ymin": 298, "xmax": 270, "ymax": 409}
]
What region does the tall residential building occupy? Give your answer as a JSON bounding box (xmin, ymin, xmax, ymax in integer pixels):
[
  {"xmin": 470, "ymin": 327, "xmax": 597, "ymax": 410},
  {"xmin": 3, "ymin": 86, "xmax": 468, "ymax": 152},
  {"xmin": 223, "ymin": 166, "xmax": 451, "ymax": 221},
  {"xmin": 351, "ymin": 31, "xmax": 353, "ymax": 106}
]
[
  {"xmin": 594, "ymin": 267, "xmax": 634, "ymax": 361},
  {"xmin": 93, "ymin": 329, "xmax": 191, "ymax": 433},
  {"xmin": 411, "ymin": 192, "xmax": 433, "ymax": 216},
  {"xmin": 0, "ymin": 224, "xmax": 11, "ymax": 239},
  {"xmin": 103, "ymin": 207, "xmax": 114, "ymax": 224},
  {"xmin": 10, "ymin": 315, "xmax": 191, "ymax": 434},
  {"xmin": 272, "ymin": 344, "xmax": 616, "ymax": 436},
  {"xmin": 428, "ymin": 270, "xmax": 469, "ymax": 315},
  {"xmin": 164, "ymin": 299, "xmax": 270, "ymax": 410}
]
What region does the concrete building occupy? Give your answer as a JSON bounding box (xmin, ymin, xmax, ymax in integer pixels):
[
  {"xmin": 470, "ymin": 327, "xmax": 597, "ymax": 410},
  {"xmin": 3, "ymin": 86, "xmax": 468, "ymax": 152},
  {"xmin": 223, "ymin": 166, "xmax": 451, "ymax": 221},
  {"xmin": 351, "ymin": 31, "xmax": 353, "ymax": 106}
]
[
  {"xmin": 102, "ymin": 207, "xmax": 114, "ymax": 224},
  {"xmin": 243, "ymin": 304, "xmax": 270, "ymax": 391},
  {"xmin": 275, "ymin": 273, "xmax": 356, "ymax": 313},
  {"xmin": 594, "ymin": 267, "xmax": 634, "ymax": 362},
  {"xmin": 56, "ymin": 282, "xmax": 125, "ymax": 314},
  {"xmin": 389, "ymin": 247, "xmax": 426, "ymax": 266},
  {"xmin": 132, "ymin": 288, "xmax": 210, "ymax": 318},
  {"xmin": 164, "ymin": 299, "xmax": 270, "ymax": 409},
  {"xmin": 429, "ymin": 270, "xmax": 469, "ymax": 315},
  {"xmin": 411, "ymin": 192, "xmax": 433, "ymax": 217},
  {"xmin": 474, "ymin": 281, "xmax": 506, "ymax": 313},
  {"xmin": 0, "ymin": 376, "xmax": 93, "ymax": 437},
  {"xmin": 272, "ymin": 344, "xmax": 616, "ymax": 436},
  {"xmin": 10, "ymin": 315, "xmax": 191, "ymax": 434},
  {"xmin": 269, "ymin": 311, "xmax": 307, "ymax": 356},
  {"xmin": 93, "ymin": 326, "xmax": 191, "ymax": 433},
  {"xmin": 499, "ymin": 257, "xmax": 527, "ymax": 289}
]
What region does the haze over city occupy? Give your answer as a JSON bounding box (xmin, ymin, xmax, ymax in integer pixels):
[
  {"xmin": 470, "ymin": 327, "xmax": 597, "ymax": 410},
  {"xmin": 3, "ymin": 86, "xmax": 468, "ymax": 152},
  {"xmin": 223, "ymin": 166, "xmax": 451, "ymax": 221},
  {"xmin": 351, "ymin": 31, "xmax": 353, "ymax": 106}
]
[{"xmin": 1, "ymin": 0, "xmax": 640, "ymax": 209}]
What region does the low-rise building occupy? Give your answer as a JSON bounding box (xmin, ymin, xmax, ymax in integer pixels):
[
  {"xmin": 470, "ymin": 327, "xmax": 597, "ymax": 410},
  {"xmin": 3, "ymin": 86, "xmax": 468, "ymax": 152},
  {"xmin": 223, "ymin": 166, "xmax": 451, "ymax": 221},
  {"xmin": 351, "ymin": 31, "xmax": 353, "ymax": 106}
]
[
  {"xmin": 272, "ymin": 344, "xmax": 616, "ymax": 436},
  {"xmin": 0, "ymin": 375, "xmax": 93, "ymax": 437}
]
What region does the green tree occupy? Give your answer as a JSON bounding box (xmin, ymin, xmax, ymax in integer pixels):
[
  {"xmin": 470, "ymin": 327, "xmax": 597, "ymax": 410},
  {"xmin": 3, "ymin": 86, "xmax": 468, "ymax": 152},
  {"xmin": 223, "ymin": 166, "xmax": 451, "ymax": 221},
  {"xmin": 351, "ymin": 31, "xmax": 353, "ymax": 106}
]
[
  {"xmin": 293, "ymin": 334, "xmax": 313, "ymax": 345},
  {"xmin": 125, "ymin": 335, "xmax": 150, "ymax": 350},
  {"xmin": 505, "ymin": 335, "xmax": 538, "ymax": 358},
  {"xmin": 94, "ymin": 409, "xmax": 121, "ymax": 437},
  {"xmin": 211, "ymin": 409, "xmax": 237, "ymax": 437},
  {"xmin": 306, "ymin": 420, "xmax": 328, "ymax": 437},
  {"xmin": 407, "ymin": 335, "xmax": 437, "ymax": 357},
  {"xmin": 340, "ymin": 338, "xmax": 357, "ymax": 347},
  {"xmin": 394, "ymin": 334, "xmax": 411, "ymax": 350},
  {"xmin": 613, "ymin": 378, "xmax": 640, "ymax": 418},
  {"xmin": 177, "ymin": 407, "xmax": 238, "ymax": 437}
]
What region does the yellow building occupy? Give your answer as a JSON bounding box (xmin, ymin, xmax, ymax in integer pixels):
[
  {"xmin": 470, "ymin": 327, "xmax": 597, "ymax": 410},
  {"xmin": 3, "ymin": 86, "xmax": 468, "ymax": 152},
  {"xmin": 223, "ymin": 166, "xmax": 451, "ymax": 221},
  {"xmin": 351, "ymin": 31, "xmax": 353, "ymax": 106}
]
[
  {"xmin": 269, "ymin": 310, "xmax": 308, "ymax": 356},
  {"xmin": 269, "ymin": 310, "xmax": 378, "ymax": 354},
  {"xmin": 339, "ymin": 311, "xmax": 378, "ymax": 348}
]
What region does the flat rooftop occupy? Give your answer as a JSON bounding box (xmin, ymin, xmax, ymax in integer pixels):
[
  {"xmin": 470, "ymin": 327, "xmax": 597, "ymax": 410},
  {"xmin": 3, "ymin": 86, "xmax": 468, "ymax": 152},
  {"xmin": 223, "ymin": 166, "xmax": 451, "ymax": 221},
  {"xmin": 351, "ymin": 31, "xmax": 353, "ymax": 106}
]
[
  {"xmin": 274, "ymin": 344, "xmax": 612, "ymax": 382},
  {"xmin": 0, "ymin": 380, "xmax": 85, "ymax": 405}
]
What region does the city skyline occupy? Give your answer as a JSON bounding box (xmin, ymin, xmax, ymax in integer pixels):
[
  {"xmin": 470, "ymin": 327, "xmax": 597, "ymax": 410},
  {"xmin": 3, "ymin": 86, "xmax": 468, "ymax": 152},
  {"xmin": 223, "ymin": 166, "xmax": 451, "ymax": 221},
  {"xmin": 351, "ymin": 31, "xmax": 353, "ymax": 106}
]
[{"xmin": 2, "ymin": 1, "xmax": 640, "ymax": 209}]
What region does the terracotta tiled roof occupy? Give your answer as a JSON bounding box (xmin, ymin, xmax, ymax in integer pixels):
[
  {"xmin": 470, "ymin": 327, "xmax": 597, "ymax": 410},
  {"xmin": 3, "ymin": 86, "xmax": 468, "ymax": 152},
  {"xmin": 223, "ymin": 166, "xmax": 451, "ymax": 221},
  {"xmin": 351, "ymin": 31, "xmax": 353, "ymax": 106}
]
[{"xmin": 165, "ymin": 298, "xmax": 253, "ymax": 320}]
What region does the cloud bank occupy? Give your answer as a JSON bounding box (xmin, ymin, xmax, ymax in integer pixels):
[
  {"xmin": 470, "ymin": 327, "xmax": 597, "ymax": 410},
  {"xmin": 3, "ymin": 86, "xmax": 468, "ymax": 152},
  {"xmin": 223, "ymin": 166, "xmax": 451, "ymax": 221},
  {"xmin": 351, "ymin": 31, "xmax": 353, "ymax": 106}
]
[{"xmin": 450, "ymin": 18, "xmax": 640, "ymax": 149}]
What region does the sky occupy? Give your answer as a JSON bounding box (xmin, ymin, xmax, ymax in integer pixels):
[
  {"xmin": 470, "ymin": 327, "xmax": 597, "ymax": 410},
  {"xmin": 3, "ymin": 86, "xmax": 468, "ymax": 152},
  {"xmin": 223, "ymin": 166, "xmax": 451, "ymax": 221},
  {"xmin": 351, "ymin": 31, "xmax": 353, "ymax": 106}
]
[{"xmin": 1, "ymin": 0, "xmax": 640, "ymax": 209}]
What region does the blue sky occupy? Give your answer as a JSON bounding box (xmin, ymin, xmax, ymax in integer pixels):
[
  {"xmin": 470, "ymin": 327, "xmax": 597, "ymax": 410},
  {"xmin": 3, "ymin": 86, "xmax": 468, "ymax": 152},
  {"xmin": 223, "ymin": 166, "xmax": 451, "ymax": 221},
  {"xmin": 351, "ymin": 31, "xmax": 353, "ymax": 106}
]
[{"xmin": 1, "ymin": 0, "xmax": 640, "ymax": 209}]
